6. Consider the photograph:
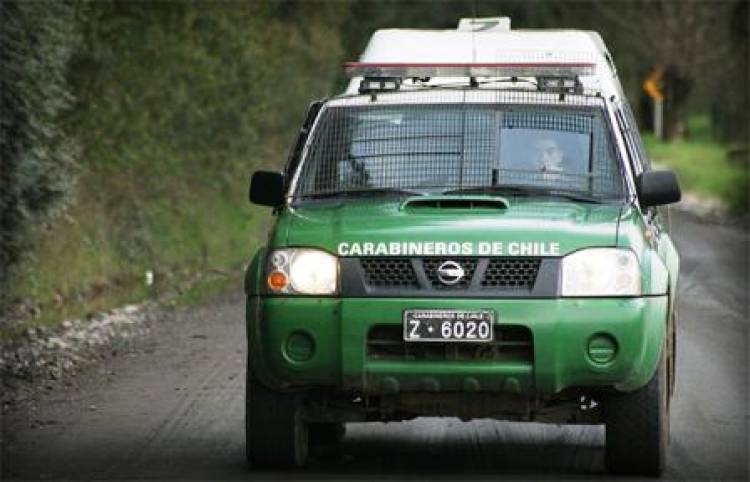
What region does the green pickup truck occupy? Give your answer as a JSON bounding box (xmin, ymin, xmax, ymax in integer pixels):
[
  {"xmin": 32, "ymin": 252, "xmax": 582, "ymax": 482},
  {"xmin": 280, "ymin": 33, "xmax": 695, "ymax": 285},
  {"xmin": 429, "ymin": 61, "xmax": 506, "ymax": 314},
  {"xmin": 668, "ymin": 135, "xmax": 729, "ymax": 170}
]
[{"xmin": 244, "ymin": 22, "xmax": 680, "ymax": 477}]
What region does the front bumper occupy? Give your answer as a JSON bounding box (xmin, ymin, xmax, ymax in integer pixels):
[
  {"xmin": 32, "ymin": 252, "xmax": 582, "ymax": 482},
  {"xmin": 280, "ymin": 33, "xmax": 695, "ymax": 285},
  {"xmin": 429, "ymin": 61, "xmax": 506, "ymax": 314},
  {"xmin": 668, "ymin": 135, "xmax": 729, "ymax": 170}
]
[{"xmin": 247, "ymin": 296, "xmax": 667, "ymax": 395}]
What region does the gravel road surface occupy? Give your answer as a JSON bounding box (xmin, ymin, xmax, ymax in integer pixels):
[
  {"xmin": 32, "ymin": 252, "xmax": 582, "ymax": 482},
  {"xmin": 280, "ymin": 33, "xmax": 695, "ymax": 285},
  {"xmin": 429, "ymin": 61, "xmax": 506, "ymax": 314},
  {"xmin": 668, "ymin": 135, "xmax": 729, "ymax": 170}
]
[{"xmin": 2, "ymin": 210, "xmax": 747, "ymax": 480}]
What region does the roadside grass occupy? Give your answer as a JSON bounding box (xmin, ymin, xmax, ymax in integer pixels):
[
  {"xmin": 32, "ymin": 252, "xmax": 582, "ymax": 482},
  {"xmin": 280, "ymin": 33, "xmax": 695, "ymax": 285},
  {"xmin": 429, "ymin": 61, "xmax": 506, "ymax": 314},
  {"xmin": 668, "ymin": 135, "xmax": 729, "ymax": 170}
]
[
  {"xmin": 168, "ymin": 269, "xmax": 244, "ymax": 309},
  {"xmin": 642, "ymin": 116, "xmax": 749, "ymax": 212},
  {"xmin": 4, "ymin": 164, "xmax": 269, "ymax": 339}
]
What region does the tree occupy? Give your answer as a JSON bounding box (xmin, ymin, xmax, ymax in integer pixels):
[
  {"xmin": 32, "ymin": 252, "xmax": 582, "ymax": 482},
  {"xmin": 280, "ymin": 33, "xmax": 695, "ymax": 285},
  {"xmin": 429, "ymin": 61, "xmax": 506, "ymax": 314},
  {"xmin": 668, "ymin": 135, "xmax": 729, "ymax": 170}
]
[{"xmin": 589, "ymin": 0, "xmax": 742, "ymax": 139}]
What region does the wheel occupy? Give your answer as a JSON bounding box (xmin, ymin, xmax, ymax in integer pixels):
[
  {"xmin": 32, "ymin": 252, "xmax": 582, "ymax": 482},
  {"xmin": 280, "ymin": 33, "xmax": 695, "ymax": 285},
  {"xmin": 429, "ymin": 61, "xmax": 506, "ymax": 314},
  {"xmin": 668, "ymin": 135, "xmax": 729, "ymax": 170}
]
[
  {"xmin": 604, "ymin": 343, "xmax": 669, "ymax": 476},
  {"xmin": 245, "ymin": 370, "xmax": 308, "ymax": 468},
  {"xmin": 668, "ymin": 312, "xmax": 677, "ymax": 402},
  {"xmin": 309, "ymin": 422, "xmax": 346, "ymax": 446}
]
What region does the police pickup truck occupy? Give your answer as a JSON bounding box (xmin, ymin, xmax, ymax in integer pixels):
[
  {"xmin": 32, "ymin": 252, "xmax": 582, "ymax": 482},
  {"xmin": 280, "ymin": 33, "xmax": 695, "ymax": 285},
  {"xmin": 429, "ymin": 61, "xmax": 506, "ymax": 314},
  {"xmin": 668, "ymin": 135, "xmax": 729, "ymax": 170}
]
[{"xmin": 245, "ymin": 18, "xmax": 681, "ymax": 476}]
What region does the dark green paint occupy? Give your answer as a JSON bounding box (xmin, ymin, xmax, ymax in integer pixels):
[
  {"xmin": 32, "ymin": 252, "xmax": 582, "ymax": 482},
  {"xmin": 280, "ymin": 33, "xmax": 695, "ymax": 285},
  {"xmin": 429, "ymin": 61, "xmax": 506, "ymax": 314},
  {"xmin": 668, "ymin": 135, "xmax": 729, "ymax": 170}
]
[{"xmin": 246, "ymin": 196, "xmax": 677, "ymax": 396}]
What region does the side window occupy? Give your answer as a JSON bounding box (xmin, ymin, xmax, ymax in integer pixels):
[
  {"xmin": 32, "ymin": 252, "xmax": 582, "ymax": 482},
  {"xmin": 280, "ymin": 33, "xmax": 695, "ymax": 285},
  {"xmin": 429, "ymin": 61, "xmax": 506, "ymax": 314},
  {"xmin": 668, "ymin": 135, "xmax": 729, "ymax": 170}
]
[
  {"xmin": 284, "ymin": 99, "xmax": 325, "ymax": 189},
  {"xmin": 615, "ymin": 106, "xmax": 643, "ymax": 176},
  {"xmin": 617, "ymin": 104, "xmax": 667, "ymax": 218},
  {"xmin": 622, "ymin": 102, "xmax": 652, "ymax": 171},
  {"xmin": 623, "ymin": 103, "xmax": 672, "ymax": 222}
]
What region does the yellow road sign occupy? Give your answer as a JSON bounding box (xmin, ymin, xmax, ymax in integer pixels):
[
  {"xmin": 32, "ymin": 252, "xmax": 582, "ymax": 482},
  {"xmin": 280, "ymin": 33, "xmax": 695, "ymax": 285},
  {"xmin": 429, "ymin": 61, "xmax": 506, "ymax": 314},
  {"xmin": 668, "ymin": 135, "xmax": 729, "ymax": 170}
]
[{"xmin": 643, "ymin": 68, "xmax": 664, "ymax": 102}]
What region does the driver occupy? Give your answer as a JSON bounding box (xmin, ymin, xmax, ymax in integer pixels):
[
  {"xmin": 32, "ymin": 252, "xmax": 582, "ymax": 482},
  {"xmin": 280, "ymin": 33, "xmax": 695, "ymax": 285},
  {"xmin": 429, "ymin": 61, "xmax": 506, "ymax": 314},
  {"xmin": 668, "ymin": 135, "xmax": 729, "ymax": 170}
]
[{"xmin": 534, "ymin": 138, "xmax": 564, "ymax": 173}]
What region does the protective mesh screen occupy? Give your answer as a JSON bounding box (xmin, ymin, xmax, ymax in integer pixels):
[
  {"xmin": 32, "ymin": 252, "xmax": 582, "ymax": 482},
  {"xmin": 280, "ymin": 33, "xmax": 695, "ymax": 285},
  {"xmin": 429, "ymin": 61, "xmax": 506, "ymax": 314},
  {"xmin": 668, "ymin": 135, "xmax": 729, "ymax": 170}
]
[{"xmin": 295, "ymin": 91, "xmax": 623, "ymax": 198}]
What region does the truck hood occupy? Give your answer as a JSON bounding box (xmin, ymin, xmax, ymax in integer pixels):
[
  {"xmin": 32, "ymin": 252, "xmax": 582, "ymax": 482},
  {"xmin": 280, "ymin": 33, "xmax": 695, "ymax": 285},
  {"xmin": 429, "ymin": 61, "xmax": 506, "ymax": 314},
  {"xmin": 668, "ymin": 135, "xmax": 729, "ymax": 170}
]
[{"xmin": 276, "ymin": 196, "xmax": 627, "ymax": 257}]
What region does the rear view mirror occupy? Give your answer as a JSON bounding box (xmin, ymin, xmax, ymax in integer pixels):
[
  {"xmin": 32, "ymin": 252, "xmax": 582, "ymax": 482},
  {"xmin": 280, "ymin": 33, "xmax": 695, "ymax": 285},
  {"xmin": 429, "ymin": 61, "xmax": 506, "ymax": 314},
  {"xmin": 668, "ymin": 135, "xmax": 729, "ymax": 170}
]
[
  {"xmin": 636, "ymin": 170, "xmax": 681, "ymax": 208},
  {"xmin": 249, "ymin": 171, "xmax": 284, "ymax": 207}
]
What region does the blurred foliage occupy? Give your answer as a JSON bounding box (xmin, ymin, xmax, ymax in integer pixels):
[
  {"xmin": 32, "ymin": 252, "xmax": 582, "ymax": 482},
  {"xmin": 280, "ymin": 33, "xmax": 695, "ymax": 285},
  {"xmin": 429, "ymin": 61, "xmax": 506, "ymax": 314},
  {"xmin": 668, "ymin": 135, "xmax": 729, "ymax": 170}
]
[
  {"xmin": 644, "ymin": 116, "xmax": 749, "ymax": 213},
  {"xmin": 0, "ymin": 1, "xmax": 78, "ymax": 311},
  {"xmin": 7, "ymin": 1, "xmax": 349, "ymax": 324}
]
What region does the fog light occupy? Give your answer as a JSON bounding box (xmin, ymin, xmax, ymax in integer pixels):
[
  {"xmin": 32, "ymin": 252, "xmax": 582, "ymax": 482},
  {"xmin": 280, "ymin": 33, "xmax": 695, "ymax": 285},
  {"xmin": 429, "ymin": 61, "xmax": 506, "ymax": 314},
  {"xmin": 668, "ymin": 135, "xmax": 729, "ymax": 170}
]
[
  {"xmin": 286, "ymin": 331, "xmax": 315, "ymax": 362},
  {"xmin": 587, "ymin": 334, "xmax": 617, "ymax": 364}
]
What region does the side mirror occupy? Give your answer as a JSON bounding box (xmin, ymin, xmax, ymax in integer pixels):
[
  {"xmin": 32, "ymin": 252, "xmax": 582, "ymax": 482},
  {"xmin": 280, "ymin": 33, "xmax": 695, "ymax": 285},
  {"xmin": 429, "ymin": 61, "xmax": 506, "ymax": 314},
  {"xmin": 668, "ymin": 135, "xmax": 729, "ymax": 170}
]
[
  {"xmin": 636, "ymin": 170, "xmax": 681, "ymax": 208},
  {"xmin": 249, "ymin": 171, "xmax": 284, "ymax": 207}
]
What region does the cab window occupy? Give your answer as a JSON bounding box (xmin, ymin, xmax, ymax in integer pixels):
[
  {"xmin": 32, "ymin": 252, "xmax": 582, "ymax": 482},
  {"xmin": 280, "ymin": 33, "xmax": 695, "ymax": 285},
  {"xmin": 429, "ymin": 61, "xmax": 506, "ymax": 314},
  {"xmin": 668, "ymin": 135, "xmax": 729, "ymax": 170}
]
[{"xmin": 296, "ymin": 103, "xmax": 625, "ymax": 199}]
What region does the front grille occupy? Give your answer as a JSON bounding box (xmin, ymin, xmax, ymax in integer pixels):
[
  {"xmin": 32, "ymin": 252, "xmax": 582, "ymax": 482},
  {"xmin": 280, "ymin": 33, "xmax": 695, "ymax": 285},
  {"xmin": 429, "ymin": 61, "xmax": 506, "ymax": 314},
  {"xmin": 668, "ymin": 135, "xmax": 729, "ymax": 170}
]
[
  {"xmin": 360, "ymin": 258, "xmax": 418, "ymax": 288},
  {"xmin": 359, "ymin": 257, "xmax": 542, "ymax": 291},
  {"xmin": 423, "ymin": 257, "xmax": 477, "ymax": 289},
  {"xmin": 367, "ymin": 324, "xmax": 533, "ymax": 362},
  {"xmin": 481, "ymin": 258, "xmax": 541, "ymax": 289}
]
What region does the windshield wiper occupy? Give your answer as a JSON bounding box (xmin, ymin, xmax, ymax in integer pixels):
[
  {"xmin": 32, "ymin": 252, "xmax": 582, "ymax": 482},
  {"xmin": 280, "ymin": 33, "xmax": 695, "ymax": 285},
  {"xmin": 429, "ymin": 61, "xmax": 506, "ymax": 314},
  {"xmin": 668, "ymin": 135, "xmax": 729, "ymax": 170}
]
[
  {"xmin": 443, "ymin": 185, "xmax": 609, "ymax": 204},
  {"xmin": 297, "ymin": 188, "xmax": 423, "ymax": 200}
]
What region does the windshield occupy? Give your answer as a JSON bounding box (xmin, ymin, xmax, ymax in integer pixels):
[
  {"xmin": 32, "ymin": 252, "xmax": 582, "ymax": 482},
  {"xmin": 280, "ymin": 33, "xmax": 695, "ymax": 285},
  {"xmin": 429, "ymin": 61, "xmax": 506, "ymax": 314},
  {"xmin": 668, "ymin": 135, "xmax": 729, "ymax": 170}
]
[{"xmin": 294, "ymin": 102, "xmax": 624, "ymax": 200}]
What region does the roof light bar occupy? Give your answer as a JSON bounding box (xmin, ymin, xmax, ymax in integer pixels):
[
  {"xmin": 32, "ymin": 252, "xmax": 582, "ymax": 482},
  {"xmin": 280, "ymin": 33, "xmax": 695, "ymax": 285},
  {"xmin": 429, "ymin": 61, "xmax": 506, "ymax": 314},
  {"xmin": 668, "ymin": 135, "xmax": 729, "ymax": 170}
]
[
  {"xmin": 359, "ymin": 76, "xmax": 402, "ymax": 94},
  {"xmin": 345, "ymin": 62, "xmax": 597, "ymax": 79},
  {"xmin": 537, "ymin": 76, "xmax": 584, "ymax": 94}
]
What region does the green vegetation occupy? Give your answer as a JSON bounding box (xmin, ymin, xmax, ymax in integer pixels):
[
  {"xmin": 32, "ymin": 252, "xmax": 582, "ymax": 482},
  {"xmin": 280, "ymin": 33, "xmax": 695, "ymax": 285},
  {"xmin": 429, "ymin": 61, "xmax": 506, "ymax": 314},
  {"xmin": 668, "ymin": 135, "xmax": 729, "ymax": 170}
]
[
  {"xmin": 643, "ymin": 117, "xmax": 749, "ymax": 212},
  {"xmin": 4, "ymin": 2, "xmax": 349, "ymax": 330},
  {"xmin": 0, "ymin": 1, "xmax": 78, "ymax": 303}
]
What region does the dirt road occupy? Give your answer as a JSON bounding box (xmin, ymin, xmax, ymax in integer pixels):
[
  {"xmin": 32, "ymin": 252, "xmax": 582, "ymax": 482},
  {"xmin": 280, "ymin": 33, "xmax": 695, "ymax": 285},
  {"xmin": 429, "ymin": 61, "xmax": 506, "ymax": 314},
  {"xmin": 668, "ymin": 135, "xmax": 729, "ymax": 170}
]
[{"xmin": 2, "ymin": 210, "xmax": 747, "ymax": 480}]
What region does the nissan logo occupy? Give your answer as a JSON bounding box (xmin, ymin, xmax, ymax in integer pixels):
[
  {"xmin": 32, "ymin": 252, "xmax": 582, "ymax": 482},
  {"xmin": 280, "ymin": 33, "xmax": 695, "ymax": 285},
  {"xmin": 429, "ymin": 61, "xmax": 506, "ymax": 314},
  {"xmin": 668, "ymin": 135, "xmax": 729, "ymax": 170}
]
[{"xmin": 437, "ymin": 260, "xmax": 465, "ymax": 285}]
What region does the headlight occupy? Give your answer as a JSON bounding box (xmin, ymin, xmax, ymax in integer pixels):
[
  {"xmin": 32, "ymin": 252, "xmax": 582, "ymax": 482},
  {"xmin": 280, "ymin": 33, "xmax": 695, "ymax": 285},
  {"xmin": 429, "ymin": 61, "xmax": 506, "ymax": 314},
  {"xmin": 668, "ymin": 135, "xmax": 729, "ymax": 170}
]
[
  {"xmin": 561, "ymin": 248, "xmax": 641, "ymax": 296},
  {"xmin": 266, "ymin": 248, "xmax": 338, "ymax": 295}
]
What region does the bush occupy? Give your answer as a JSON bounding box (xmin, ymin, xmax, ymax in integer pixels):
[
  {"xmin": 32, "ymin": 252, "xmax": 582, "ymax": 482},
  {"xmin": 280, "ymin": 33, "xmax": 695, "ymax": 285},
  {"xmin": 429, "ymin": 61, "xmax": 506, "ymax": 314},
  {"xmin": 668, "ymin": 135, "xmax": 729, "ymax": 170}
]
[{"xmin": 0, "ymin": 1, "xmax": 78, "ymax": 315}]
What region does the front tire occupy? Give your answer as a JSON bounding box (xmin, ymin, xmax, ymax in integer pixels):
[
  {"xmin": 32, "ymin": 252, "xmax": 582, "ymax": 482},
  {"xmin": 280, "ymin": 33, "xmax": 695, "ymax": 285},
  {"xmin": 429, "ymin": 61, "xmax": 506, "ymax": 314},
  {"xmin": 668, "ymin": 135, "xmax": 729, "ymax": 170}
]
[
  {"xmin": 246, "ymin": 372, "xmax": 309, "ymax": 468},
  {"xmin": 604, "ymin": 344, "xmax": 669, "ymax": 476},
  {"xmin": 668, "ymin": 311, "xmax": 677, "ymax": 402}
]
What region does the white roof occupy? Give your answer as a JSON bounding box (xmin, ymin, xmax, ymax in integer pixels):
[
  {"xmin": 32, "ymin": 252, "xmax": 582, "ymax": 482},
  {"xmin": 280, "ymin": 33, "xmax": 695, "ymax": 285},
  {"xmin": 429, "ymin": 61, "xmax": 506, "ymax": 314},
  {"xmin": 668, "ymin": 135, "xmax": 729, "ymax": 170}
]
[{"xmin": 344, "ymin": 23, "xmax": 624, "ymax": 99}]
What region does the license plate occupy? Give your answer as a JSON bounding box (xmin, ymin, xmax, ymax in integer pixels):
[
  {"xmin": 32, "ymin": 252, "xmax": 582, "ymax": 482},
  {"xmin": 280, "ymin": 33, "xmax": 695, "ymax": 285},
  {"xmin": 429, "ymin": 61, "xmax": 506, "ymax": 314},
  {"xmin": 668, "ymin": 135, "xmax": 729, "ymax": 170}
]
[{"xmin": 403, "ymin": 309, "xmax": 494, "ymax": 342}]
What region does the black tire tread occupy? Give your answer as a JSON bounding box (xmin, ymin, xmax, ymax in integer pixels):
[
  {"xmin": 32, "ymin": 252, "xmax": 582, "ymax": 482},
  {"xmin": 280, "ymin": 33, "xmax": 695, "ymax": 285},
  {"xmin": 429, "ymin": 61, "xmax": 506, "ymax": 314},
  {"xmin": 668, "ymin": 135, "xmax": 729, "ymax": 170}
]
[
  {"xmin": 605, "ymin": 346, "xmax": 668, "ymax": 476},
  {"xmin": 246, "ymin": 371, "xmax": 307, "ymax": 468}
]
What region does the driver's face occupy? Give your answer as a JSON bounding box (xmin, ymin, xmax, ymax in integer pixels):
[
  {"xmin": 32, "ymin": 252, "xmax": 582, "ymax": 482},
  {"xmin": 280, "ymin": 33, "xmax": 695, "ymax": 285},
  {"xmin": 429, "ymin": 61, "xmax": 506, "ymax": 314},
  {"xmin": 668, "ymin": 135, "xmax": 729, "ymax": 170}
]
[{"xmin": 535, "ymin": 139, "xmax": 563, "ymax": 171}]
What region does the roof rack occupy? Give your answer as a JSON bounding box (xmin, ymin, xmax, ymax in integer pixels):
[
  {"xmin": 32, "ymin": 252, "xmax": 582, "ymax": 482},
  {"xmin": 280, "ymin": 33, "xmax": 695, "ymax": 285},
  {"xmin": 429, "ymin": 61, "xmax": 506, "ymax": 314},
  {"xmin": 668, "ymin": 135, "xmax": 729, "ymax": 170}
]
[
  {"xmin": 345, "ymin": 62, "xmax": 597, "ymax": 79},
  {"xmin": 347, "ymin": 62, "xmax": 593, "ymax": 96}
]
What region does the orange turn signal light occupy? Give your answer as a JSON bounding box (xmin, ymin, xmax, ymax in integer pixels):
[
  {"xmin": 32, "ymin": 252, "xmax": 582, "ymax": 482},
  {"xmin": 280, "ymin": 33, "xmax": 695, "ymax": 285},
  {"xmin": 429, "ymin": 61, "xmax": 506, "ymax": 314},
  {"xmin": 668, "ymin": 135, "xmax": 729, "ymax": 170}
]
[{"xmin": 267, "ymin": 270, "xmax": 288, "ymax": 291}]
